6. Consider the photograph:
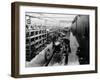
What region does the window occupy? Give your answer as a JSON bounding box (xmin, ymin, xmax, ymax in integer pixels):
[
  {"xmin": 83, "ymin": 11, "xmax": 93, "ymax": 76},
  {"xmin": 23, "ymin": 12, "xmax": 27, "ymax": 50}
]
[
  {"xmin": 26, "ymin": 39, "xmax": 30, "ymax": 44},
  {"xmin": 31, "ymin": 32, "xmax": 34, "ymax": 36},
  {"xmin": 36, "ymin": 37, "xmax": 38, "ymax": 40},
  {"xmin": 35, "ymin": 31, "xmax": 38, "ymax": 35},
  {"xmin": 26, "ymin": 32, "xmax": 29, "ymax": 37},
  {"xmin": 31, "ymin": 38, "xmax": 35, "ymax": 42},
  {"xmin": 39, "ymin": 36, "xmax": 41, "ymax": 39}
]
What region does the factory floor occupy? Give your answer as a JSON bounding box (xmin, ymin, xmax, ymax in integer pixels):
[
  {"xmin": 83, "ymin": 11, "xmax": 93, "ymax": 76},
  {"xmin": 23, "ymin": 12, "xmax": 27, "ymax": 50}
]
[
  {"xmin": 26, "ymin": 32, "xmax": 80, "ymax": 67},
  {"xmin": 48, "ymin": 32, "xmax": 79, "ymax": 66}
]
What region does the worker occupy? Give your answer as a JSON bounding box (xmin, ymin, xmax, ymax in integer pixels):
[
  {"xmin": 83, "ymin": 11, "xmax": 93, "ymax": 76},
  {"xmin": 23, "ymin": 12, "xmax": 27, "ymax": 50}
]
[{"xmin": 62, "ymin": 38, "xmax": 71, "ymax": 65}]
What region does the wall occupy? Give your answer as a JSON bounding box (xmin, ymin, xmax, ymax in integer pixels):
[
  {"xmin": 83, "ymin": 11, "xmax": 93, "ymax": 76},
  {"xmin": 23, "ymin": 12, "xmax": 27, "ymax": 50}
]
[{"xmin": 0, "ymin": 0, "xmax": 100, "ymax": 80}]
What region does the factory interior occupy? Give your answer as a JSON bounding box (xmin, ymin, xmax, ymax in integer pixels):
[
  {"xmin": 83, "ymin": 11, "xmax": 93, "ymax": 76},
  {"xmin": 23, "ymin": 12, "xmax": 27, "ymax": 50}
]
[{"xmin": 25, "ymin": 12, "xmax": 89, "ymax": 67}]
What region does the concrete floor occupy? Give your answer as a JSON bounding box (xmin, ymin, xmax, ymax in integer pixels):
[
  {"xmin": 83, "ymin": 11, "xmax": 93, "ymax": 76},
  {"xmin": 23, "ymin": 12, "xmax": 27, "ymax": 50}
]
[
  {"xmin": 68, "ymin": 32, "xmax": 79, "ymax": 65},
  {"xmin": 26, "ymin": 32, "xmax": 79, "ymax": 67}
]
